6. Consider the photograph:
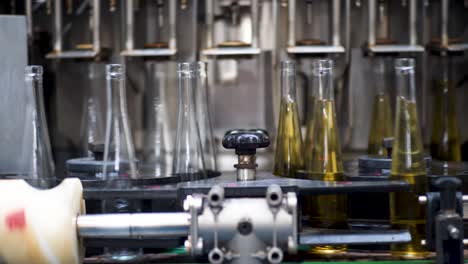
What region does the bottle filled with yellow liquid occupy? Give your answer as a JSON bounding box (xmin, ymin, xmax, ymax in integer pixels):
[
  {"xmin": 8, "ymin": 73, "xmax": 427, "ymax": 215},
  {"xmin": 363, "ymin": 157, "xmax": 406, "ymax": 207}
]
[
  {"xmin": 430, "ymin": 56, "xmax": 461, "ymax": 162},
  {"xmin": 273, "ymin": 61, "xmax": 304, "ymax": 178},
  {"xmin": 368, "ymin": 57, "xmax": 394, "ymax": 157},
  {"xmin": 390, "ymin": 58, "xmax": 429, "ymax": 259},
  {"xmin": 304, "ymin": 59, "xmax": 347, "ymax": 255},
  {"xmin": 304, "ymin": 95, "xmax": 316, "ymax": 164}
]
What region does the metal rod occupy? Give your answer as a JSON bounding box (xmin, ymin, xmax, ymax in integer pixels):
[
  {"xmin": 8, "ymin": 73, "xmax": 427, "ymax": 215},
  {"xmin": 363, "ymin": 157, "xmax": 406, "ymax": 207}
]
[
  {"xmin": 368, "ymin": 0, "xmax": 376, "ymax": 46},
  {"xmin": 419, "ymin": 195, "xmax": 468, "ymax": 205},
  {"xmin": 251, "ymin": 0, "xmax": 259, "ymax": 48},
  {"xmin": 441, "ymin": 0, "xmax": 448, "ymax": 47},
  {"xmin": 26, "ymin": 0, "xmax": 33, "ymax": 40},
  {"xmin": 77, "ymin": 213, "xmax": 191, "ymax": 238},
  {"xmin": 332, "ymin": 0, "xmax": 340, "ymax": 46},
  {"xmin": 377, "ymin": 0, "xmax": 389, "ymax": 39},
  {"xmin": 92, "ymin": 0, "xmax": 100, "ymax": 52},
  {"xmin": 206, "ymin": 0, "xmax": 214, "ymax": 48},
  {"xmin": 422, "ymin": 239, "xmax": 468, "ymax": 246},
  {"xmin": 300, "ymin": 230, "xmax": 411, "ymax": 246},
  {"xmin": 54, "ymin": 0, "xmax": 63, "ymax": 52},
  {"xmin": 288, "ymin": 0, "xmax": 295, "ymax": 47},
  {"xmin": 169, "ymin": 0, "xmax": 177, "ymax": 51},
  {"xmin": 126, "ymin": 0, "xmax": 134, "ymax": 51},
  {"xmin": 409, "ymin": 0, "xmax": 417, "ymax": 46}
]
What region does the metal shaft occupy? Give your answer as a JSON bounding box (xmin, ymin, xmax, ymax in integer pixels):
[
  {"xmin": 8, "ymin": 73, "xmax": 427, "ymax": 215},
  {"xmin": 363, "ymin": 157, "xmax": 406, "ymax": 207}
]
[
  {"xmin": 77, "ymin": 212, "xmax": 190, "ymax": 238},
  {"xmin": 419, "ymin": 195, "xmax": 468, "ymax": 205}
]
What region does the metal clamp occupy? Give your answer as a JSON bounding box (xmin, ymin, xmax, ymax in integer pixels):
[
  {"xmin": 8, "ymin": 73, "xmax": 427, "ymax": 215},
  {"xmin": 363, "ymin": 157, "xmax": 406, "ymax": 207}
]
[
  {"xmin": 121, "ymin": 0, "xmax": 177, "ymax": 57},
  {"xmin": 420, "ymin": 177, "xmax": 464, "ymax": 264},
  {"xmin": 46, "ymin": 0, "xmax": 104, "ymax": 59},
  {"xmin": 185, "ymin": 185, "xmax": 297, "ymax": 264}
]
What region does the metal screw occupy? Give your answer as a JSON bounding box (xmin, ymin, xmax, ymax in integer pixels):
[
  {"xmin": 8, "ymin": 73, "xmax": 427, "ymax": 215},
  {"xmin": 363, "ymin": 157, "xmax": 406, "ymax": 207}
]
[{"xmin": 448, "ymin": 225, "xmax": 460, "ymax": 239}]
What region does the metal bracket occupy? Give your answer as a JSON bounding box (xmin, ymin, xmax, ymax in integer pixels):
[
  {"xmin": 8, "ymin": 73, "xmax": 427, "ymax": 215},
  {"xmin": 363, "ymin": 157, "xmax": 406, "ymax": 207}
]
[
  {"xmin": 46, "ymin": 0, "xmax": 104, "ymax": 59},
  {"xmin": 121, "ymin": 0, "xmax": 177, "ymax": 57}
]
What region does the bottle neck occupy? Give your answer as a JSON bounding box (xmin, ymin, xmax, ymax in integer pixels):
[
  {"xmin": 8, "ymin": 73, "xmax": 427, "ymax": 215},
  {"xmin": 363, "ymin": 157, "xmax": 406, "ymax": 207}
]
[
  {"xmin": 439, "ymin": 56, "xmax": 451, "ymax": 83},
  {"xmin": 395, "ymin": 62, "xmax": 416, "ymax": 102},
  {"xmin": 281, "ymin": 66, "xmax": 296, "ymax": 101},
  {"xmin": 314, "ymin": 68, "xmax": 334, "ymax": 101},
  {"xmin": 178, "ymin": 63, "xmax": 196, "ymax": 105},
  {"xmin": 372, "ymin": 57, "xmax": 391, "ymax": 95}
]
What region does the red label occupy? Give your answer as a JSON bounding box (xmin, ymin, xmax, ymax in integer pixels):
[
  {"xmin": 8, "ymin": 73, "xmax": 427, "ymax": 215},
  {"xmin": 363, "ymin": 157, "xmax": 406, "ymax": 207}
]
[{"xmin": 5, "ymin": 209, "xmax": 26, "ymax": 231}]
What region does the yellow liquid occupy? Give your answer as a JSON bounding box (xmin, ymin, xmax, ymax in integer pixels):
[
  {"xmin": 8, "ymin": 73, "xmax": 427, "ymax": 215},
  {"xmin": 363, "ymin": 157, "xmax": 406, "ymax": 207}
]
[
  {"xmin": 390, "ymin": 97, "xmax": 429, "ymax": 258},
  {"xmin": 304, "ymin": 96, "xmax": 316, "ymax": 165},
  {"xmin": 273, "ymin": 100, "xmax": 304, "ymax": 178},
  {"xmin": 304, "ymin": 99, "xmax": 347, "ymax": 254},
  {"xmin": 368, "ymin": 94, "xmax": 393, "ymax": 157},
  {"xmin": 430, "ymin": 80, "xmax": 461, "ymax": 162}
]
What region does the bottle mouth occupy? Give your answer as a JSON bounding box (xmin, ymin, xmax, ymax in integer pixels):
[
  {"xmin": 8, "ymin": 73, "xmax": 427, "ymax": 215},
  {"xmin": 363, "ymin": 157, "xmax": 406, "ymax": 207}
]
[
  {"xmin": 177, "ymin": 62, "xmax": 197, "ymax": 74},
  {"xmin": 394, "ymin": 58, "xmax": 415, "ymax": 73},
  {"xmin": 106, "ymin": 64, "xmax": 125, "ymax": 78},
  {"xmin": 25, "ymin": 65, "xmax": 43, "ymax": 77},
  {"xmin": 281, "ymin": 61, "xmax": 296, "ymax": 74},
  {"xmin": 312, "ymin": 59, "xmax": 333, "ymax": 76}
]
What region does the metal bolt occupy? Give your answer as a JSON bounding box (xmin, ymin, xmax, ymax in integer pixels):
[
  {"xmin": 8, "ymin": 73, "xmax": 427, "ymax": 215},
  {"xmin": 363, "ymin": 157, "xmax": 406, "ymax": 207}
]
[
  {"xmin": 266, "ymin": 184, "xmax": 283, "ymax": 207},
  {"xmin": 184, "ymin": 239, "xmax": 192, "ymax": 251},
  {"xmin": 267, "ymin": 247, "xmax": 283, "ymax": 264},
  {"xmin": 448, "ymin": 225, "xmax": 460, "ymax": 239}
]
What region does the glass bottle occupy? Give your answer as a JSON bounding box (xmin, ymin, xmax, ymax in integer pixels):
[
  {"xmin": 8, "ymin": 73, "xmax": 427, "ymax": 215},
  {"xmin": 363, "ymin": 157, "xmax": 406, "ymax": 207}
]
[
  {"xmin": 101, "ymin": 64, "xmax": 142, "ymax": 261},
  {"xmin": 195, "ymin": 62, "xmax": 217, "ymax": 173},
  {"xmin": 304, "ymin": 63, "xmax": 318, "ymax": 165},
  {"xmin": 79, "ymin": 63, "xmax": 105, "ymax": 157},
  {"xmin": 430, "ymin": 56, "xmax": 461, "ymax": 162},
  {"xmin": 304, "ymin": 59, "xmax": 347, "ymax": 255},
  {"xmin": 21, "ymin": 65, "xmax": 55, "ymax": 188},
  {"xmin": 142, "ymin": 62, "xmax": 173, "ymax": 177},
  {"xmin": 390, "ymin": 58, "xmax": 429, "ymax": 258},
  {"xmin": 273, "ymin": 61, "xmax": 304, "ymax": 178},
  {"xmin": 368, "ymin": 57, "xmax": 394, "ymax": 157},
  {"xmin": 172, "ymin": 62, "xmax": 206, "ymax": 180}
]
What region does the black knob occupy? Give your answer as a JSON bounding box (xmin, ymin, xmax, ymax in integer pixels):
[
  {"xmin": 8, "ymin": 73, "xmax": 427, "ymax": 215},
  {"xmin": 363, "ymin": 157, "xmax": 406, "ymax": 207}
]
[{"xmin": 222, "ymin": 129, "xmax": 270, "ymax": 155}]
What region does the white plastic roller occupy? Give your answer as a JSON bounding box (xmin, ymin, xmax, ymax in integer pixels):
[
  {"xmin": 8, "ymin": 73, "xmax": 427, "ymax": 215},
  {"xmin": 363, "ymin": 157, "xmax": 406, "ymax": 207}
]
[{"xmin": 0, "ymin": 178, "xmax": 85, "ymax": 264}]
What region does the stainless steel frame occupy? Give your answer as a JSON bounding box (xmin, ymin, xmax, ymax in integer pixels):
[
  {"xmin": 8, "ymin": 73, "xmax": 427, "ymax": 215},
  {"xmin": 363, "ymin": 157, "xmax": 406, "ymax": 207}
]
[
  {"xmin": 121, "ymin": 0, "xmax": 177, "ymax": 57},
  {"xmin": 366, "ymin": 0, "xmax": 424, "ymax": 54},
  {"xmin": 46, "ymin": 0, "xmax": 102, "ymax": 59},
  {"xmin": 427, "ymin": 0, "xmax": 468, "ymax": 53},
  {"xmin": 286, "ymin": 0, "xmax": 347, "ymax": 55},
  {"xmin": 202, "ymin": 0, "xmax": 261, "ymax": 57}
]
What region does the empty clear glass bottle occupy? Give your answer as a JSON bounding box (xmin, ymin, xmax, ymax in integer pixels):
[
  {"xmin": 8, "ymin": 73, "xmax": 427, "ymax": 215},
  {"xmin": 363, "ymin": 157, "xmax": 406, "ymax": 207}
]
[
  {"xmin": 101, "ymin": 64, "xmax": 142, "ymax": 261},
  {"xmin": 102, "ymin": 64, "xmax": 138, "ymax": 179},
  {"xmin": 273, "ymin": 61, "xmax": 304, "ymax": 178},
  {"xmin": 390, "ymin": 58, "xmax": 429, "ymax": 259},
  {"xmin": 430, "ymin": 56, "xmax": 461, "ymax": 162},
  {"xmin": 20, "ymin": 65, "xmax": 55, "ymax": 188},
  {"xmin": 79, "ymin": 63, "xmax": 105, "ymax": 157},
  {"xmin": 173, "ymin": 62, "xmax": 206, "ymax": 180},
  {"xmin": 304, "ymin": 59, "xmax": 347, "ymax": 255},
  {"xmin": 368, "ymin": 57, "xmax": 394, "ymax": 157},
  {"xmin": 142, "ymin": 62, "xmax": 173, "ymax": 177},
  {"xmin": 195, "ymin": 62, "xmax": 217, "ymax": 173}
]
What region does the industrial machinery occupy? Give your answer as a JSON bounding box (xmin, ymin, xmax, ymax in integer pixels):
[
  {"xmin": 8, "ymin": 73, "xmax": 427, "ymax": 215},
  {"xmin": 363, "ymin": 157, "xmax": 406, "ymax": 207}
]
[{"xmin": 2, "ymin": 0, "xmax": 468, "ymax": 263}]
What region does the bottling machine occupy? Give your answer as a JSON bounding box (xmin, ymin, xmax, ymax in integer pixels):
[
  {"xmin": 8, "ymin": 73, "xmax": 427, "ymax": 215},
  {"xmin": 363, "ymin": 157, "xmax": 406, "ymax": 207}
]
[{"xmin": 1, "ymin": 0, "xmax": 468, "ymax": 263}]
